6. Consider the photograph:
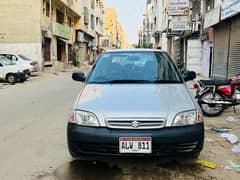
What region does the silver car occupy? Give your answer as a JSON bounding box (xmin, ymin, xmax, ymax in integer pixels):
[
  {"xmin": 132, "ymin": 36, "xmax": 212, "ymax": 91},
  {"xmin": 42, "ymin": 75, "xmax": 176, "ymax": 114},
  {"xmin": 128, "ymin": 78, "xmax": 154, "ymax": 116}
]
[
  {"xmin": 0, "ymin": 53, "xmax": 38, "ymax": 73},
  {"xmin": 67, "ymin": 49, "xmax": 204, "ymax": 158}
]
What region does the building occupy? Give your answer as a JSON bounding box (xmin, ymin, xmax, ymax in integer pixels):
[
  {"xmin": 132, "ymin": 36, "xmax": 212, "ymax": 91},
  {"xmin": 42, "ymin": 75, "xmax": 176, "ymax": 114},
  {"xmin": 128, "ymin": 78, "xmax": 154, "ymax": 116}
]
[
  {"xmin": 140, "ymin": 0, "xmax": 210, "ymax": 75},
  {"xmin": 204, "ymin": 0, "xmax": 240, "ymax": 79},
  {"xmin": 0, "ymin": 0, "xmax": 104, "ymax": 71},
  {"xmin": 138, "ymin": 0, "xmax": 154, "ymax": 48},
  {"xmin": 102, "ymin": 8, "xmax": 128, "ymax": 50},
  {"xmin": 142, "ymin": 0, "xmax": 240, "ymax": 78},
  {"xmin": 117, "ymin": 21, "xmax": 129, "ymax": 49},
  {"xmin": 75, "ymin": 0, "xmax": 104, "ymax": 65}
]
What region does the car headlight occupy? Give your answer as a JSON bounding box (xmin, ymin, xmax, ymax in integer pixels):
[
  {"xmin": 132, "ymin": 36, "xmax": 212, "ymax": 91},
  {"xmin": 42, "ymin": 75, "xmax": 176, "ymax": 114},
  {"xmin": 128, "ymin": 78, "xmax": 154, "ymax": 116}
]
[
  {"xmin": 172, "ymin": 110, "xmax": 203, "ymax": 126},
  {"xmin": 68, "ymin": 110, "xmax": 100, "ymax": 127}
]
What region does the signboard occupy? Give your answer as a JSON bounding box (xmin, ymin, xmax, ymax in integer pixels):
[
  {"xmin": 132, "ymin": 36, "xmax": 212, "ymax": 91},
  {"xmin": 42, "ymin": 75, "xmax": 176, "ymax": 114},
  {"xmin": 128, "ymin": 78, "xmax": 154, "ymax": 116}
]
[
  {"xmin": 55, "ymin": 23, "xmax": 72, "ymax": 40},
  {"xmin": 167, "ymin": 31, "xmax": 183, "ymax": 37},
  {"xmin": 221, "ymin": 0, "xmax": 240, "ymax": 20},
  {"xmin": 204, "ymin": 6, "xmax": 221, "ymax": 29},
  {"xmin": 168, "ymin": 0, "xmax": 189, "ymax": 16},
  {"xmin": 169, "ymin": 16, "xmax": 191, "ymax": 31}
]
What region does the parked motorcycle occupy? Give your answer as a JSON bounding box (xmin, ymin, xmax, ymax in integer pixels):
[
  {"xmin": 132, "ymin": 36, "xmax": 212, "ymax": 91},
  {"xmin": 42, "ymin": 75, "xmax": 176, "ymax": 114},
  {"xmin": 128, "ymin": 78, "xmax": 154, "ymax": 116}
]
[{"xmin": 193, "ymin": 74, "xmax": 240, "ymax": 117}]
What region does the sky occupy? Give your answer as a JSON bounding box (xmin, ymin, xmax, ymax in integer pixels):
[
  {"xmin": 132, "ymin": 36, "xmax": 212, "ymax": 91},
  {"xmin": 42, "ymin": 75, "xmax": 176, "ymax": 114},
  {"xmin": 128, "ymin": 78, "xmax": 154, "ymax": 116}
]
[{"xmin": 104, "ymin": 0, "xmax": 146, "ymax": 44}]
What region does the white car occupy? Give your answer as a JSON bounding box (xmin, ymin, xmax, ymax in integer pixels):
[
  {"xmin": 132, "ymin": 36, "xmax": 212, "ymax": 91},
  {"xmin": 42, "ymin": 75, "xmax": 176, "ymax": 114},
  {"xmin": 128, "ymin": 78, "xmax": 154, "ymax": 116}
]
[
  {"xmin": 0, "ymin": 53, "xmax": 38, "ymax": 73},
  {"xmin": 0, "ymin": 56, "xmax": 29, "ymax": 84}
]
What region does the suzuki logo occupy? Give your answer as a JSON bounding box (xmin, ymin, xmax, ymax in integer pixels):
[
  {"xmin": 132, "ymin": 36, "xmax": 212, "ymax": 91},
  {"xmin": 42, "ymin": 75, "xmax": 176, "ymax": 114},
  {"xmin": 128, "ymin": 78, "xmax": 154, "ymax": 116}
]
[{"xmin": 131, "ymin": 121, "xmax": 140, "ymax": 128}]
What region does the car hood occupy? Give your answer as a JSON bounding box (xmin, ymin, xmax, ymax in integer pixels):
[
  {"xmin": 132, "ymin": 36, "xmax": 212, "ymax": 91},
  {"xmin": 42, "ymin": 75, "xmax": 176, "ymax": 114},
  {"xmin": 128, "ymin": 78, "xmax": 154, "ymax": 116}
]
[{"xmin": 74, "ymin": 84, "xmax": 196, "ymax": 125}]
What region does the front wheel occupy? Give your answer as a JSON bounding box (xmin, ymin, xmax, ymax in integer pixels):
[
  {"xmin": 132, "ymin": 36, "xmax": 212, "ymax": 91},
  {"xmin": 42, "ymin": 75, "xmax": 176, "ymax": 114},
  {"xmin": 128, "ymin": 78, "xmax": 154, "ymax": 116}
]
[
  {"xmin": 198, "ymin": 91, "xmax": 225, "ymax": 117},
  {"xmin": 6, "ymin": 74, "xmax": 16, "ymax": 84}
]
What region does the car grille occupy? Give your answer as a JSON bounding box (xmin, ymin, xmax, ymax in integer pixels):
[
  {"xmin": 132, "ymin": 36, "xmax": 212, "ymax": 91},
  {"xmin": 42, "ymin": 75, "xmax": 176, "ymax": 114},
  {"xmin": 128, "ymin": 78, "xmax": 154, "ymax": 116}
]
[
  {"xmin": 106, "ymin": 117, "xmax": 166, "ymax": 129},
  {"xmin": 72, "ymin": 141, "xmax": 199, "ymax": 156}
]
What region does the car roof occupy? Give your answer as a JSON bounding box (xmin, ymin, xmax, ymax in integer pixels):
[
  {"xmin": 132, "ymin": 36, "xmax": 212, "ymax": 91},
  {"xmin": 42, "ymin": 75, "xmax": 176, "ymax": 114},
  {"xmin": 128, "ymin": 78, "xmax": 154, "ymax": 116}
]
[
  {"xmin": 105, "ymin": 48, "xmax": 166, "ymax": 53},
  {"xmin": 0, "ymin": 53, "xmax": 18, "ymax": 55}
]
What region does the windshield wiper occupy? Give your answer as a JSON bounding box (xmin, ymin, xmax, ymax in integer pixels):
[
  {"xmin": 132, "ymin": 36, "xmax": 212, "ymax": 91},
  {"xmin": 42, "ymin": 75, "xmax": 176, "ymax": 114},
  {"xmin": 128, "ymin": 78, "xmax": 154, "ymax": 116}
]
[{"xmin": 100, "ymin": 80, "xmax": 151, "ymax": 84}]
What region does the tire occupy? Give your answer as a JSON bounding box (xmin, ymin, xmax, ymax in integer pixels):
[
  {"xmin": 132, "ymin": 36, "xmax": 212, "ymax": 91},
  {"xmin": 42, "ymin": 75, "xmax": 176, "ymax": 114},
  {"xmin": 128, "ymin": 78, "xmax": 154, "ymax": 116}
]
[
  {"xmin": 19, "ymin": 78, "xmax": 27, "ymax": 83},
  {"xmin": 198, "ymin": 91, "xmax": 225, "ymax": 117},
  {"xmin": 6, "ymin": 74, "xmax": 16, "ymax": 84}
]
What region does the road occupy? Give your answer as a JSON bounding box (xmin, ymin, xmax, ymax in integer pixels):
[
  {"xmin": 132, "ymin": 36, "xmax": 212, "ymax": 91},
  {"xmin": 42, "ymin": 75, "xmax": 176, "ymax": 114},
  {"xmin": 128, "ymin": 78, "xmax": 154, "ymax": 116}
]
[{"xmin": 0, "ymin": 72, "xmax": 239, "ymax": 180}]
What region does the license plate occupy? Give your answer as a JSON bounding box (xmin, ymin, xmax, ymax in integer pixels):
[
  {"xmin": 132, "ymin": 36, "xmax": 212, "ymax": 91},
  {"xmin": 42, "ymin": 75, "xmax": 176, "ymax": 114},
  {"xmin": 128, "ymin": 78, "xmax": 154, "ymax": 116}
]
[{"xmin": 119, "ymin": 137, "xmax": 152, "ymax": 154}]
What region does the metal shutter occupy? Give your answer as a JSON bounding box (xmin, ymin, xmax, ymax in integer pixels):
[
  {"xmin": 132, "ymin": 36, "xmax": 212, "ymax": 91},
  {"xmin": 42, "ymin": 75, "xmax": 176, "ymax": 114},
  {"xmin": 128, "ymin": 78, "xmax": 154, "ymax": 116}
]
[
  {"xmin": 228, "ymin": 15, "xmax": 240, "ymax": 78},
  {"xmin": 212, "ymin": 21, "xmax": 229, "ymax": 79}
]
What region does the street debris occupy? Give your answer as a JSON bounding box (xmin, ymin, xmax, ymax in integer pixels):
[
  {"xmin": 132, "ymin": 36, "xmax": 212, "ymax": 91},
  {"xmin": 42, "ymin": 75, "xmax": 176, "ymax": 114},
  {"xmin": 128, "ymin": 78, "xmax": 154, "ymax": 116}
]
[
  {"xmin": 225, "ymin": 116, "xmax": 238, "ymax": 123},
  {"xmin": 221, "ymin": 133, "xmax": 238, "ymax": 144},
  {"xmin": 55, "ymin": 71, "xmax": 64, "ymax": 76},
  {"xmin": 195, "ymin": 159, "xmax": 217, "ymax": 169},
  {"xmin": 211, "ymin": 127, "xmax": 231, "ymax": 133},
  {"xmin": 205, "ymin": 137, "xmax": 214, "ymax": 142},
  {"xmin": 224, "ymin": 160, "xmax": 240, "ymax": 171},
  {"xmin": 232, "ymin": 145, "xmax": 240, "ymax": 153}
]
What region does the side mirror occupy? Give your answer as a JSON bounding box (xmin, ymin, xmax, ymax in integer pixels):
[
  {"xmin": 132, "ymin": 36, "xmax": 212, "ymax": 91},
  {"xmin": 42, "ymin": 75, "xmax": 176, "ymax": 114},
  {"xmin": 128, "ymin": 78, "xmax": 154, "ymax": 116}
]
[
  {"xmin": 183, "ymin": 71, "xmax": 196, "ymax": 82},
  {"xmin": 72, "ymin": 71, "xmax": 86, "ymax": 82}
]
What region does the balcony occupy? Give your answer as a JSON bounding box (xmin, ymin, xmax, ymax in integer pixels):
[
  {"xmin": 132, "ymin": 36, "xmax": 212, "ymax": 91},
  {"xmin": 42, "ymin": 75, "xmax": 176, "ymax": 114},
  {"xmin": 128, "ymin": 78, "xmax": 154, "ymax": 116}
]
[{"xmin": 53, "ymin": 22, "xmax": 73, "ymax": 40}]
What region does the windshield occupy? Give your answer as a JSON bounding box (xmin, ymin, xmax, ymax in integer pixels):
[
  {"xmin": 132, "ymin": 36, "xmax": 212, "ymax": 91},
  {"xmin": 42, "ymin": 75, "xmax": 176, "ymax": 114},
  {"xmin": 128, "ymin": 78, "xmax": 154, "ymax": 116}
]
[
  {"xmin": 87, "ymin": 51, "xmax": 183, "ymax": 84},
  {"xmin": 18, "ymin": 54, "xmax": 30, "ymax": 60},
  {"xmin": 0, "ymin": 56, "xmax": 15, "ymax": 65}
]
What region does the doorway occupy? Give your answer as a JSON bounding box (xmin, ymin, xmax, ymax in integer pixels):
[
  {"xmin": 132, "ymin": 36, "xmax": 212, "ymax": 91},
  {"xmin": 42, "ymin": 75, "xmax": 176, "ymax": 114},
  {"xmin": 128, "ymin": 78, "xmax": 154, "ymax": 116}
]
[
  {"xmin": 44, "ymin": 38, "xmax": 51, "ymax": 62},
  {"xmin": 57, "ymin": 39, "xmax": 66, "ymax": 62}
]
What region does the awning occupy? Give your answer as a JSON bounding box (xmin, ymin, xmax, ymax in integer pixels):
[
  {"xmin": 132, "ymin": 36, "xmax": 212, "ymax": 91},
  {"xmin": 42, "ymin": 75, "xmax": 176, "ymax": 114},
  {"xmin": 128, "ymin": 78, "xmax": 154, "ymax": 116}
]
[{"xmin": 56, "ymin": 37, "xmax": 73, "ymax": 45}]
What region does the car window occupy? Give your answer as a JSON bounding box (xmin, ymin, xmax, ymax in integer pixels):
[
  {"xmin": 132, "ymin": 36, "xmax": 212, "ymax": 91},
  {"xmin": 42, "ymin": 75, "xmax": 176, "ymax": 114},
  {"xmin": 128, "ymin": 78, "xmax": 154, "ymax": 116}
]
[
  {"xmin": 18, "ymin": 54, "xmax": 30, "ymax": 60},
  {"xmin": 0, "ymin": 56, "xmax": 15, "ymax": 65},
  {"xmin": 87, "ymin": 51, "xmax": 183, "ymax": 84},
  {"xmin": 11, "ymin": 55, "xmax": 18, "ymax": 61}
]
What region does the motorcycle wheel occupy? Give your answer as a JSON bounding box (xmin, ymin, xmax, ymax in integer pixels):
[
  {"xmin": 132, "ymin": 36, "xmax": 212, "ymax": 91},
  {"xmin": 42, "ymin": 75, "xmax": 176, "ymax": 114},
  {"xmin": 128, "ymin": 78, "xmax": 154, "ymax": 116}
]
[{"xmin": 198, "ymin": 91, "xmax": 225, "ymax": 117}]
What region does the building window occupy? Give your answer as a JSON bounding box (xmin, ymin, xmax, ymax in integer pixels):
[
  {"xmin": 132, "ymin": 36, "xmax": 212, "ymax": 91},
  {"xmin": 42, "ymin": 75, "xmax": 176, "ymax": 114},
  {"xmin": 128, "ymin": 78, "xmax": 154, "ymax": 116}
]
[
  {"xmin": 103, "ymin": 39, "xmax": 109, "ymax": 47},
  {"xmin": 96, "ymin": 17, "xmax": 99, "ymax": 27},
  {"xmin": 84, "ymin": 7, "xmax": 89, "ymax": 25},
  {"xmin": 43, "ymin": 0, "xmax": 46, "ymax": 15},
  {"xmin": 56, "ymin": 9, "xmax": 64, "ymax": 24},
  {"xmin": 91, "ymin": 15, "xmax": 95, "ymax": 30},
  {"xmin": 206, "ymin": 0, "xmax": 214, "ymax": 12},
  {"xmin": 91, "ymin": 0, "xmax": 95, "ymax": 9},
  {"xmin": 46, "ymin": 2, "xmax": 50, "ymax": 17},
  {"xmin": 67, "ymin": 16, "xmax": 73, "ymax": 27}
]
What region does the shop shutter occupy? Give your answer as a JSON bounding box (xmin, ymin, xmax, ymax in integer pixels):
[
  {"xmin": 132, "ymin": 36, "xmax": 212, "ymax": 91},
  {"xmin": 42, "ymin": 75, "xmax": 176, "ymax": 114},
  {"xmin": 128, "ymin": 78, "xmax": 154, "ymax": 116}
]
[
  {"xmin": 228, "ymin": 15, "xmax": 240, "ymax": 78},
  {"xmin": 212, "ymin": 21, "xmax": 229, "ymax": 79}
]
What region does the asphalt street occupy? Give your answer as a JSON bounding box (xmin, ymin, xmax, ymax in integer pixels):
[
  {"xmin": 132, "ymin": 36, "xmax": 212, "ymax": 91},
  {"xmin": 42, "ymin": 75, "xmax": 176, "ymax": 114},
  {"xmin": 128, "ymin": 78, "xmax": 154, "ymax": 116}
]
[
  {"xmin": 0, "ymin": 72, "xmax": 239, "ymax": 180},
  {"xmin": 0, "ymin": 73, "xmax": 83, "ymax": 179}
]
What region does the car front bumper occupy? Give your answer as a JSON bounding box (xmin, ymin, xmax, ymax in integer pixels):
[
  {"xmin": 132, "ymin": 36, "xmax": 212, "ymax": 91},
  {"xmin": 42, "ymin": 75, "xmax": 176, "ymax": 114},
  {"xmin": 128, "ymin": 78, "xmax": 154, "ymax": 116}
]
[
  {"xmin": 15, "ymin": 72, "xmax": 26, "ymax": 80},
  {"xmin": 67, "ymin": 123, "xmax": 204, "ymax": 157}
]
